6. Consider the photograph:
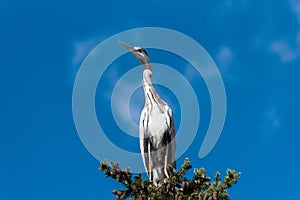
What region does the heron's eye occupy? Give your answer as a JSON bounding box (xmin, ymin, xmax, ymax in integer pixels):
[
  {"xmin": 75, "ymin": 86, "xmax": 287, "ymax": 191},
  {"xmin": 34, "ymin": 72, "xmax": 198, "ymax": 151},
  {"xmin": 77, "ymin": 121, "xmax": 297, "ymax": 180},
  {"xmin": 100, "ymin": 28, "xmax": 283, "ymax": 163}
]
[{"xmin": 135, "ymin": 48, "xmax": 148, "ymax": 56}]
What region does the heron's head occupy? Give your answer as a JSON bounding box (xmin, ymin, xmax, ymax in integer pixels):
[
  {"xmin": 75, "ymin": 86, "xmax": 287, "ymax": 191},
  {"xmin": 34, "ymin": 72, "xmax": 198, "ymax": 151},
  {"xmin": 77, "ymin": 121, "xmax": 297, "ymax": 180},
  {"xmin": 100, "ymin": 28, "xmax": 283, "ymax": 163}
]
[{"xmin": 119, "ymin": 41, "xmax": 153, "ymax": 72}]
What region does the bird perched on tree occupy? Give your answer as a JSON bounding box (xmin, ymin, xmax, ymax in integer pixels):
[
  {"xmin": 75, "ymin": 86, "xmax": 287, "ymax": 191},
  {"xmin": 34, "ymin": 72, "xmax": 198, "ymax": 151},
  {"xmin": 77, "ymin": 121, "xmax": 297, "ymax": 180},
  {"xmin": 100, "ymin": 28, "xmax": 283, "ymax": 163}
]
[{"xmin": 119, "ymin": 41, "xmax": 176, "ymax": 185}]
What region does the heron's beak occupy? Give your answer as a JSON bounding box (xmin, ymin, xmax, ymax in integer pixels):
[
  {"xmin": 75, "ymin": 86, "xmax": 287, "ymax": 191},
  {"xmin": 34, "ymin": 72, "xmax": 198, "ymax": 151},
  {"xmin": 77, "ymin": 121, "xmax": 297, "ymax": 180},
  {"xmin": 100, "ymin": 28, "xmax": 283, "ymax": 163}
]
[
  {"xmin": 119, "ymin": 41, "xmax": 141, "ymax": 60},
  {"xmin": 119, "ymin": 41, "xmax": 134, "ymax": 52}
]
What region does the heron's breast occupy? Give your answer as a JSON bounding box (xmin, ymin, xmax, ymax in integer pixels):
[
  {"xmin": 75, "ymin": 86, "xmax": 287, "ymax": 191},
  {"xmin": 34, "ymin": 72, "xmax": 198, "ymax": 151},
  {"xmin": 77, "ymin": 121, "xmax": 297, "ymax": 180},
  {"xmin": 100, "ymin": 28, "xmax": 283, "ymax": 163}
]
[{"xmin": 147, "ymin": 106, "xmax": 168, "ymax": 143}]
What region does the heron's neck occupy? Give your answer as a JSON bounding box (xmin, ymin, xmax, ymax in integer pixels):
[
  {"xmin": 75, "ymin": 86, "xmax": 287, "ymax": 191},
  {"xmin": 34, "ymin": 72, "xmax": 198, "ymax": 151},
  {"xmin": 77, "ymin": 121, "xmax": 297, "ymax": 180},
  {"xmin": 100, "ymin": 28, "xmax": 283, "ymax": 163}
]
[{"xmin": 142, "ymin": 69, "xmax": 163, "ymax": 106}]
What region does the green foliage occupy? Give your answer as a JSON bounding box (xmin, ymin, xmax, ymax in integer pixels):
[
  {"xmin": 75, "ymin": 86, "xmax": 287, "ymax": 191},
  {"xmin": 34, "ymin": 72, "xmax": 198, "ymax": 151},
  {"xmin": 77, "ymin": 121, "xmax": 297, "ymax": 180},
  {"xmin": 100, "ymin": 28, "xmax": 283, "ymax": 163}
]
[{"xmin": 99, "ymin": 158, "xmax": 241, "ymax": 200}]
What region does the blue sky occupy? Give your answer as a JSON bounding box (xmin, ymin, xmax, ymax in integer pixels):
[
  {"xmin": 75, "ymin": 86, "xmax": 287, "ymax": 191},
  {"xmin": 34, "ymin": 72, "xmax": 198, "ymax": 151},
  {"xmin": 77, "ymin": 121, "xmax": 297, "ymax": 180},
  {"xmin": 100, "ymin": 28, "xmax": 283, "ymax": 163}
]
[{"xmin": 1, "ymin": 0, "xmax": 300, "ymax": 199}]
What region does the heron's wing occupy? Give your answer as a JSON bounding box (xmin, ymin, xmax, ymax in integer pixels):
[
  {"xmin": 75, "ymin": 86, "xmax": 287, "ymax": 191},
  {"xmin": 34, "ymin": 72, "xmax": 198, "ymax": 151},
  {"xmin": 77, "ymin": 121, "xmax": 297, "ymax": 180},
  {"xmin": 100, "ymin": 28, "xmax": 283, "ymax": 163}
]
[
  {"xmin": 139, "ymin": 109, "xmax": 150, "ymax": 175},
  {"xmin": 165, "ymin": 106, "xmax": 176, "ymax": 169}
]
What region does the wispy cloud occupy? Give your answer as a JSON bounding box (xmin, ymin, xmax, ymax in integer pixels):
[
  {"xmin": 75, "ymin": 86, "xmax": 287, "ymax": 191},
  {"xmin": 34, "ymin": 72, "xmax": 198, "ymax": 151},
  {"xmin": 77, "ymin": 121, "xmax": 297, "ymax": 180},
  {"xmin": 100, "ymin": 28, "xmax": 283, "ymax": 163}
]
[
  {"xmin": 269, "ymin": 0, "xmax": 300, "ymax": 63},
  {"xmin": 260, "ymin": 107, "xmax": 281, "ymax": 145},
  {"xmin": 72, "ymin": 37, "xmax": 101, "ymax": 67},
  {"xmin": 270, "ymin": 39, "xmax": 300, "ymax": 63},
  {"xmin": 290, "ymin": 0, "xmax": 300, "ymax": 23},
  {"xmin": 111, "ymin": 80, "xmax": 142, "ymax": 137},
  {"xmin": 214, "ymin": 46, "xmax": 236, "ymax": 81},
  {"xmin": 263, "ymin": 108, "xmax": 280, "ymax": 128},
  {"xmin": 181, "ymin": 46, "xmax": 235, "ymax": 83},
  {"xmin": 216, "ymin": 46, "xmax": 233, "ymax": 69}
]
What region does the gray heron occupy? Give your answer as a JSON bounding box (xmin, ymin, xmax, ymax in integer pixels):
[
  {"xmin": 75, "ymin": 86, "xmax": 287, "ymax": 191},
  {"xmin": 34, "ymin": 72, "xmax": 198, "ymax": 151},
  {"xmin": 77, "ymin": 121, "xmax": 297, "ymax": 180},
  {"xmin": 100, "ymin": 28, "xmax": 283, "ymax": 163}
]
[{"xmin": 119, "ymin": 41, "xmax": 176, "ymax": 185}]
